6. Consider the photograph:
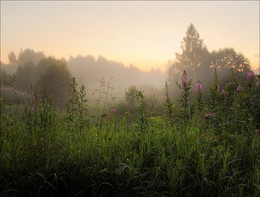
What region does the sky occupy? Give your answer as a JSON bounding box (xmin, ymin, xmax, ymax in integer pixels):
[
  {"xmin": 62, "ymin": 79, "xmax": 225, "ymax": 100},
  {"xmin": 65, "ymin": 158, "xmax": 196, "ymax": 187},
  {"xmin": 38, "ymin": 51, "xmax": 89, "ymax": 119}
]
[{"xmin": 1, "ymin": 1, "xmax": 259, "ymax": 72}]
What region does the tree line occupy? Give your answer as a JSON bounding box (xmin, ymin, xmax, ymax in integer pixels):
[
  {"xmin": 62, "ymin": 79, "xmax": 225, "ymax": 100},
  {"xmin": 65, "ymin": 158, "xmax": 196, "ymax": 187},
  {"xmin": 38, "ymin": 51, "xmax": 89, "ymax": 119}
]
[
  {"xmin": 168, "ymin": 24, "xmax": 252, "ymax": 96},
  {"xmin": 1, "ymin": 49, "xmax": 72, "ymax": 107},
  {"xmin": 1, "ymin": 24, "xmax": 255, "ymax": 108}
]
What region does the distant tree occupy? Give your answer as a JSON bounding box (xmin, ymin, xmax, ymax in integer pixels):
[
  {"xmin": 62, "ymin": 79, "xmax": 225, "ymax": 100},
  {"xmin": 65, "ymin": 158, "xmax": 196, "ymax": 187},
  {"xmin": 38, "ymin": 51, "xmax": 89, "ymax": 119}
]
[
  {"xmin": 38, "ymin": 57, "xmax": 72, "ymax": 107},
  {"xmin": 15, "ymin": 61, "xmax": 36, "ymax": 90},
  {"xmin": 168, "ymin": 24, "xmax": 209, "ymax": 90},
  {"xmin": 209, "ymin": 48, "xmax": 251, "ymax": 84},
  {"xmin": 8, "ymin": 51, "xmax": 18, "ymax": 66},
  {"xmin": 0, "ymin": 69, "xmax": 9, "ymax": 86},
  {"xmin": 125, "ymin": 85, "xmax": 138, "ymax": 106},
  {"xmin": 168, "ymin": 24, "xmax": 252, "ymax": 94},
  {"xmin": 18, "ymin": 48, "xmax": 45, "ymax": 65}
]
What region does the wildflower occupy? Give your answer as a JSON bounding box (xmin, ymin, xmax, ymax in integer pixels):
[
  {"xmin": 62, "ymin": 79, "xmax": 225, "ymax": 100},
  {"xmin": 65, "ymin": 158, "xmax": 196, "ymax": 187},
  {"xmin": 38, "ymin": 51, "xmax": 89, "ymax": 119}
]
[
  {"xmin": 217, "ymin": 85, "xmax": 220, "ymax": 92},
  {"xmin": 204, "ymin": 113, "xmax": 215, "ymax": 118},
  {"xmin": 221, "ymin": 90, "xmax": 225, "ymax": 96},
  {"xmin": 255, "ymin": 129, "xmax": 259, "ymax": 133},
  {"xmin": 236, "ymin": 86, "xmax": 244, "ymax": 92},
  {"xmin": 196, "ymin": 81, "xmax": 203, "ymax": 93},
  {"xmin": 32, "ymin": 106, "xmax": 37, "ymax": 111},
  {"xmin": 247, "ymin": 72, "xmax": 255, "ymax": 80},
  {"xmin": 164, "ymin": 98, "xmax": 168, "ymax": 104},
  {"xmin": 181, "ymin": 70, "xmax": 189, "ymax": 89},
  {"xmin": 164, "ymin": 93, "xmax": 171, "ymax": 104},
  {"xmin": 225, "ymin": 120, "xmax": 230, "ymax": 125},
  {"xmin": 110, "ymin": 108, "xmax": 116, "ymax": 113},
  {"xmin": 105, "ymin": 115, "xmax": 110, "ymax": 120}
]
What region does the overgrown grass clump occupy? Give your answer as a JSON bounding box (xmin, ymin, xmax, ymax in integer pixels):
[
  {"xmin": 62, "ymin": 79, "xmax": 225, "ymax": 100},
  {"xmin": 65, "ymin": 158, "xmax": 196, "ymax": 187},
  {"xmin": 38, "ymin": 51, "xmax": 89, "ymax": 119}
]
[{"xmin": 0, "ymin": 72, "xmax": 259, "ymax": 197}]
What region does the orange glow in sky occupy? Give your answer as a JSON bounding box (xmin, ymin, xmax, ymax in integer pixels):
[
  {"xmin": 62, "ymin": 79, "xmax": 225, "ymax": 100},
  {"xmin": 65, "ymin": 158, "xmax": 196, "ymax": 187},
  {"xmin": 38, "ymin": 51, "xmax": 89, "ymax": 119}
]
[{"xmin": 1, "ymin": 1, "xmax": 259, "ymax": 72}]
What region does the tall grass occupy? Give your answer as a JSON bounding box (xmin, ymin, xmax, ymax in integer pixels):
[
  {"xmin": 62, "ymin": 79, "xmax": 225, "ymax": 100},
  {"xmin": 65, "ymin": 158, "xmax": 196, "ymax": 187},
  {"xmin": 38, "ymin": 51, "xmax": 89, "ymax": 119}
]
[{"xmin": 0, "ymin": 73, "xmax": 259, "ymax": 197}]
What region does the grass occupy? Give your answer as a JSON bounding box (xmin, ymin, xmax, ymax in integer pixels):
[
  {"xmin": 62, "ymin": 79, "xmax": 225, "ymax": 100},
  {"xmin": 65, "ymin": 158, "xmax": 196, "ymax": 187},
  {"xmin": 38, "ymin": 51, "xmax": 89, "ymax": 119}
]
[{"xmin": 0, "ymin": 74, "xmax": 259, "ymax": 197}]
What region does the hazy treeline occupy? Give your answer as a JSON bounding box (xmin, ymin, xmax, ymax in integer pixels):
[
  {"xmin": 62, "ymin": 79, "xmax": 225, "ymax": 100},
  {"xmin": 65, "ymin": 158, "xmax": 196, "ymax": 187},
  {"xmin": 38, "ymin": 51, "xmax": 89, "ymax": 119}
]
[
  {"xmin": 67, "ymin": 55, "xmax": 166, "ymax": 91},
  {"xmin": 1, "ymin": 49, "xmax": 166, "ymax": 105},
  {"xmin": 1, "ymin": 24, "xmax": 256, "ymax": 108},
  {"xmin": 168, "ymin": 24, "xmax": 252, "ymax": 97}
]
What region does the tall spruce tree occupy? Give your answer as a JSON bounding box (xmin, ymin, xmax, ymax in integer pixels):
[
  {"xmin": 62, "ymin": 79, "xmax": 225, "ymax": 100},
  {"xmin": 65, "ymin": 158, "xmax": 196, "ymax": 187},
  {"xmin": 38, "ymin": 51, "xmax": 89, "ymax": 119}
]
[{"xmin": 168, "ymin": 24, "xmax": 209, "ymax": 91}]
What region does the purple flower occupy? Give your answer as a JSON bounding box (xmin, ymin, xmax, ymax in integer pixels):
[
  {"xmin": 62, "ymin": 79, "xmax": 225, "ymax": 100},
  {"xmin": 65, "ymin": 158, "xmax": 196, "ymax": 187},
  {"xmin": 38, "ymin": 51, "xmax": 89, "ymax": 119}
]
[
  {"xmin": 247, "ymin": 72, "xmax": 255, "ymax": 80},
  {"xmin": 32, "ymin": 106, "xmax": 37, "ymax": 111},
  {"xmin": 255, "ymin": 129, "xmax": 259, "ymax": 133},
  {"xmin": 164, "ymin": 93, "xmax": 171, "ymax": 104},
  {"xmin": 196, "ymin": 82, "xmax": 203, "ymax": 93},
  {"xmin": 105, "ymin": 115, "xmax": 110, "ymax": 120},
  {"xmin": 110, "ymin": 108, "xmax": 116, "ymax": 113},
  {"xmin": 236, "ymin": 86, "xmax": 244, "ymax": 92},
  {"xmin": 181, "ymin": 70, "xmax": 189, "ymax": 89},
  {"xmin": 204, "ymin": 113, "xmax": 215, "ymax": 118},
  {"xmin": 221, "ymin": 90, "xmax": 225, "ymax": 96},
  {"xmin": 217, "ymin": 85, "xmax": 220, "ymax": 92}
]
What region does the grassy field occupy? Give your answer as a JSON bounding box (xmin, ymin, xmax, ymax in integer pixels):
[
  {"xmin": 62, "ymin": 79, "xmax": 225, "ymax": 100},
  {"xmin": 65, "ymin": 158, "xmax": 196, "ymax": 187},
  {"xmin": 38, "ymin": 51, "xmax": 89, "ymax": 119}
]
[{"xmin": 0, "ymin": 74, "xmax": 259, "ymax": 197}]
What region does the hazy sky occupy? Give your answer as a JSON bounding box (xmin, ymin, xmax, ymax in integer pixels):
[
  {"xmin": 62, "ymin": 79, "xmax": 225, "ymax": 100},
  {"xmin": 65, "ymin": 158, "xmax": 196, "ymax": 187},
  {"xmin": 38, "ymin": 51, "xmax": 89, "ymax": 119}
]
[{"xmin": 1, "ymin": 1, "xmax": 259, "ymax": 72}]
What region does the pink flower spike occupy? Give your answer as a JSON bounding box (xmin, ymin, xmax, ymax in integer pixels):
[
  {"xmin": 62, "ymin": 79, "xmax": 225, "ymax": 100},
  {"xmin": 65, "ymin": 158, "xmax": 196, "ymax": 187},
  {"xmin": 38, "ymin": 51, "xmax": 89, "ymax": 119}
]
[
  {"xmin": 236, "ymin": 86, "xmax": 244, "ymax": 92},
  {"xmin": 196, "ymin": 82, "xmax": 203, "ymax": 93},
  {"xmin": 110, "ymin": 108, "xmax": 116, "ymax": 113},
  {"xmin": 32, "ymin": 106, "xmax": 37, "ymax": 111},
  {"xmin": 105, "ymin": 115, "xmax": 110, "ymax": 120},
  {"xmin": 181, "ymin": 70, "xmax": 189, "ymax": 89},
  {"xmin": 217, "ymin": 85, "xmax": 220, "ymax": 92},
  {"xmin": 255, "ymin": 129, "xmax": 259, "ymax": 133},
  {"xmin": 221, "ymin": 90, "xmax": 225, "ymax": 96},
  {"xmin": 247, "ymin": 72, "xmax": 255, "ymax": 80}
]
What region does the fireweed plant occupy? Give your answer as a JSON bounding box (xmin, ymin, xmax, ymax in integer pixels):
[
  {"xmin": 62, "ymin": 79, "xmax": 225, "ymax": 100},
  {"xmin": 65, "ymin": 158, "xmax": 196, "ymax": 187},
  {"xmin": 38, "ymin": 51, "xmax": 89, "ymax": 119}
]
[
  {"xmin": 136, "ymin": 90, "xmax": 148, "ymax": 134},
  {"xmin": 195, "ymin": 80, "xmax": 203, "ymax": 114},
  {"xmin": 66, "ymin": 78, "xmax": 89, "ymax": 133},
  {"xmin": 177, "ymin": 70, "xmax": 192, "ymax": 124},
  {"xmin": 164, "ymin": 82, "xmax": 174, "ymax": 126},
  {"xmin": 0, "ymin": 71, "xmax": 259, "ymax": 197}
]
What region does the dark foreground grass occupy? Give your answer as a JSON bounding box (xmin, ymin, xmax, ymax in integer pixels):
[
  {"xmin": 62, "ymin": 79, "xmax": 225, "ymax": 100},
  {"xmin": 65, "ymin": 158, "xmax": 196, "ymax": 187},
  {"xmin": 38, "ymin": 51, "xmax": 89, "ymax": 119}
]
[
  {"xmin": 0, "ymin": 113, "xmax": 259, "ymax": 197},
  {"xmin": 1, "ymin": 74, "xmax": 259, "ymax": 196}
]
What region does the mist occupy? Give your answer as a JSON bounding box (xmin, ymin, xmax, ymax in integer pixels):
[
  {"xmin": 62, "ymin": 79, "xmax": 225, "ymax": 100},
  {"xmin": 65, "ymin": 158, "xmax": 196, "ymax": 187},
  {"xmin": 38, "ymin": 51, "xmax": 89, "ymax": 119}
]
[
  {"xmin": 1, "ymin": 24, "xmax": 258, "ymax": 111},
  {"xmin": 67, "ymin": 55, "xmax": 166, "ymax": 96}
]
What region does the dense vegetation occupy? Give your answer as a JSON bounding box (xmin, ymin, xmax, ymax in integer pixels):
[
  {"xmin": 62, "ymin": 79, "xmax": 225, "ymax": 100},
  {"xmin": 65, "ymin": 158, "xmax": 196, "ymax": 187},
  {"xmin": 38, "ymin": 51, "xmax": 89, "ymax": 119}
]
[
  {"xmin": 1, "ymin": 24, "xmax": 259, "ymax": 196},
  {"xmin": 0, "ymin": 70, "xmax": 259, "ymax": 196}
]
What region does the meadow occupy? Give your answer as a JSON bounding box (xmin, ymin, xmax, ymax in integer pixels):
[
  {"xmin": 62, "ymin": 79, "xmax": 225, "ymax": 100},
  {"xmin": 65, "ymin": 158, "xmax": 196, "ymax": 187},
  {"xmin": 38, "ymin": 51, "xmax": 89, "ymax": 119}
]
[{"xmin": 0, "ymin": 72, "xmax": 259, "ymax": 197}]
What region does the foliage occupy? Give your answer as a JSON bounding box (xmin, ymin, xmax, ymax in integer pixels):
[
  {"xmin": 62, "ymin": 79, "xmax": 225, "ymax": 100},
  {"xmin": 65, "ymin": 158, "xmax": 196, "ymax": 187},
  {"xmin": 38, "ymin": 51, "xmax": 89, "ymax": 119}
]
[
  {"xmin": 15, "ymin": 61, "xmax": 37, "ymax": 90},
  {"xmin": 18, "ymin": 48, "xmax": 45, "ymax": 65},
  {"xmin": 0, "ymin": 67, "xmax": 259, "ymax": 197},
  {"xmin": 164, "ymin": 82, "xmax": 174, "ymax": 126},
  {"xmin": 38, "ymin": 57, "xmax": 72, "ymax": 107},
  {"xmin": 125, "ymin": 85, "xmax": 138, "ymax": 106},
  {"xmin": 8, "ymin": 51, "xmax": 18, "ymax": 66},
  {"xmin": 209, "ymin": 48, "xmax": 251, "ymax": 84},
  {"xmin": 168, "ymin": 24, "xmax": 209, "ymax": 91},
  {"xmin": 66, "ymin": 78, "xmax": 89, "ymax": 132},
  {"xmin": 168, "ymin": 24, "xmax": 253, "ymax": 95}
]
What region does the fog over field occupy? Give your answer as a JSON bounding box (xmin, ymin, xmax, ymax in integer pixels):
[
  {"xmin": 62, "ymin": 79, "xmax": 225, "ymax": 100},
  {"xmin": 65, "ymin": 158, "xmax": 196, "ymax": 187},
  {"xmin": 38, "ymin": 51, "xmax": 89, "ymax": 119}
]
[{"xmin": 1, "ymin": 2, "xmax": 260, "ymax": 197}]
